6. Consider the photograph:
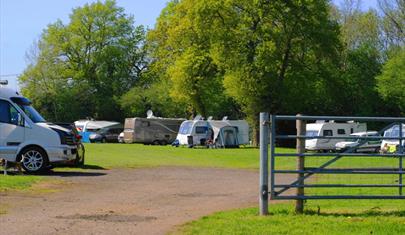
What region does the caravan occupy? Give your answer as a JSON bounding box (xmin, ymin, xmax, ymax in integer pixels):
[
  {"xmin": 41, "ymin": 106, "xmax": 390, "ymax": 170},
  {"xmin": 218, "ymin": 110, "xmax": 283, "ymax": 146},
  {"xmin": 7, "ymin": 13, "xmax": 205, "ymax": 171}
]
[
  {"xmin": 175, "ymin": 117, "xmax": 249, "ymax": 148},
  {"xmin": 0, "ymin": 80, "xmax": 78, "ymax": 173},
  {"xmin": 305, "ymin": 121, "xmax": 367, "ymax": 151},
  {"xmin": 123, "ymin": 112, "xmax": 185, "ymax": 145},
  {"xmin": 381, "ymin": 124, "xmax": 405, "ymax": 153}
]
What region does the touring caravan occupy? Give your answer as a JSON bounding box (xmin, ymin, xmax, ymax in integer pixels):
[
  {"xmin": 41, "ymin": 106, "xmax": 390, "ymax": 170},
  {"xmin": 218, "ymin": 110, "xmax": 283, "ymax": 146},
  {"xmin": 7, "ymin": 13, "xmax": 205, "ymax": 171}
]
[
  {"xmin": 175, "ymin": 117, "xmax": 249, "ymax": 148},
  {"xmin": 0, "ymin": 80, "xmax": 78, "ymax": 173},
  {"xmin": 381, "ymin": 124, "xmax": 405, "ymax": 153},
  {"xmin": 305, "ymin": 121, "xmax": 367, "ymax": 151},
  {"xmin": 123, "ymin": 116, "xmax": 185, "ymax": 145},
  {"xmin": 74, "ymin": 120, "xmax": 121, "ymax": 143}
]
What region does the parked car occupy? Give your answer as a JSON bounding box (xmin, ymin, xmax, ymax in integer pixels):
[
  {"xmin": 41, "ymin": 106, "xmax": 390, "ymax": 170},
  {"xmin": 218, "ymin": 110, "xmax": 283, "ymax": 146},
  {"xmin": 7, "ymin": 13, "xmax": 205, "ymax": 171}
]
[
  {"xmin": 54, "ymin": 122, "xmax": 85, "ymax": 166},
  {"xmin": 89, "ymin": 125, "xmax": 123, "ymax": 143},
  {"xmin": 0, "ymin": 80, "xmax": 77, "ymax": 173},
  {"xmin": 335, "ymin": 131, "xmax": 381, "ymax": 153}
]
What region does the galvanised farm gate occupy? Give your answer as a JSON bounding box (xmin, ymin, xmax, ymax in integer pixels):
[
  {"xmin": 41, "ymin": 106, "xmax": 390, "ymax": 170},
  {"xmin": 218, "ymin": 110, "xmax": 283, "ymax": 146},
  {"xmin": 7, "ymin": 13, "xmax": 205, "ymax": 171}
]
[{"xmin": 259, "ymin": 113, "xmax": 405, "ymax": 215}]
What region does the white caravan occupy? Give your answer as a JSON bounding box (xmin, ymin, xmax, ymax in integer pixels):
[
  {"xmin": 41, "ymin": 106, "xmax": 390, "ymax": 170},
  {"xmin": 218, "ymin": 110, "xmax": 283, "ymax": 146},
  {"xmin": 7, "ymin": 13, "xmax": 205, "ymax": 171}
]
[
  {"xmin": 305, "ymin": 121, "xmax": 367, "ymax": 151},
  {"xmin": 0, "ymin": 81, "xmax": 77, "ymax": 173},
  {"xmin": 381, "ymin": 124, "xmax": 405, "ymax": 152},
  {"xmin": 175, "ymin": 117, "xmax": 249, "ymax": 148}
]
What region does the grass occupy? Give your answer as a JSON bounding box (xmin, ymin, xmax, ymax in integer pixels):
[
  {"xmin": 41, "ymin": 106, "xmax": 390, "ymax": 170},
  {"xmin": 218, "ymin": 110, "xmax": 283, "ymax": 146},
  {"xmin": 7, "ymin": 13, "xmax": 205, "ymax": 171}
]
[
  {"xmin": 83, "ymin": 143, "xmax": 268, "ymax": 169},
  {"xmin": 175, "ymin": 204, "xmax": 405, "ymax": 235},
  {"xmin": 0, "ymin": 175, "xmax": 44, "ymax": 192}
]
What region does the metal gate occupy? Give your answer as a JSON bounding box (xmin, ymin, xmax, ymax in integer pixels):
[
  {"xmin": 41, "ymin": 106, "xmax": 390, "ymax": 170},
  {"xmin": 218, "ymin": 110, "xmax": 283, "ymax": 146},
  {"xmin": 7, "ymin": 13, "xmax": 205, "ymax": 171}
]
[{"xmin": 259, "ymin": 113, "xmax": 405, "ymax": 215}]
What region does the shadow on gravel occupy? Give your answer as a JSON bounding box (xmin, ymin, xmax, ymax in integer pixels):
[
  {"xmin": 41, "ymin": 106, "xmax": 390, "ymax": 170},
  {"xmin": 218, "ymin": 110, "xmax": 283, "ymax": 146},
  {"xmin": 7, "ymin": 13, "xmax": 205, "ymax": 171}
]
[{"xmin": 40, "ymin": 171, "xmax": 107, "ymax": 177}]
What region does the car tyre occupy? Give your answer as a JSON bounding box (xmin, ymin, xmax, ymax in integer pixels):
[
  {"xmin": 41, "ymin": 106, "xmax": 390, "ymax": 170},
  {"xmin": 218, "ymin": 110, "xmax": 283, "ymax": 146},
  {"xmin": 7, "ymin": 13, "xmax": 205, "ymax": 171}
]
[{"xmin": 20, "ymin": 147, "xmax": 49, "ymax": 174}]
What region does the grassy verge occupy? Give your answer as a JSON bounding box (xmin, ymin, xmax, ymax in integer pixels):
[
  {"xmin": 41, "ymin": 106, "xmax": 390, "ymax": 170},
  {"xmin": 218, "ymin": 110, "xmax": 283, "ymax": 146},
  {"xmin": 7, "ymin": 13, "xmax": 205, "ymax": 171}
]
[
  {"xmin": 175, "ymin": 202, "xmax": 405, "ymax": 235},
  {"xmin": 0, "ymin": 175, "xmax": 44, "ymax": 192}
]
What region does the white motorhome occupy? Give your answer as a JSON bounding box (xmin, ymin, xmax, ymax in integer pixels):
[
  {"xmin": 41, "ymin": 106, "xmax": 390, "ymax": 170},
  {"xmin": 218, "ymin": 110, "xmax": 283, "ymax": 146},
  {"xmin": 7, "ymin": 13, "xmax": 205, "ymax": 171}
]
[
  {"xmin": 305, "ymin": 121, "xmax": 367, "ymax": 151},
  {"xmin": 175, "ymin": 117, "xmax": 249, "ymax": 148},
  {"xmin": 0, "ymin": 81, "xmax": 77, "ymax": 173},
  {"xmin": 381, "ymin": 124, "xmax": 405, "ymax": 153}
]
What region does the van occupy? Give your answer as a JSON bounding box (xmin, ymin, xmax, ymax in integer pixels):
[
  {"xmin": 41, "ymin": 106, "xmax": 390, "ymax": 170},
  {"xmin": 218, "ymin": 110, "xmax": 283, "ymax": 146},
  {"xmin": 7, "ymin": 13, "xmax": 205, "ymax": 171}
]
[
  {"xmin": 305, "ymin": 121, "xmax": 367, "ymax": 151},
  {"xmin": 381, "ymin": 124, "xmax": 405, "ymax": 153},
  {"xmin": 175, "ymin": 117, "xmax": 249, "ymax": 148},
  {"xmin": 123, "ymin": 117, "xmax": 185, "ymax": 145},
  {"xmin": 0, "ymin": 81, "xmax": 78, "ymax": 173}
]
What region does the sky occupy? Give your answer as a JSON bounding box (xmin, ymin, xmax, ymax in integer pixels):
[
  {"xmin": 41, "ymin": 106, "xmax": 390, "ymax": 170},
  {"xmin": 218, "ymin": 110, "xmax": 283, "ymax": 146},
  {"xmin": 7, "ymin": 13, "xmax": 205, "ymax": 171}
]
[{"xmin": 0, "ymin": 0, "xmax": 378, "ymax": 90}]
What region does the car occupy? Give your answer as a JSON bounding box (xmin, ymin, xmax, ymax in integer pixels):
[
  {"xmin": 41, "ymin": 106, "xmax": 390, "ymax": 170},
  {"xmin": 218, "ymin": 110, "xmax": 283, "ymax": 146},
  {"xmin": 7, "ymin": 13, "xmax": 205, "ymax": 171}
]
[
  {"xmin": 335, "ymin": 131, "xmax": 382, "ymax": 153},
  {"xmin": 89, "ymin": 126, "xmax": 123, "ymax": 143},
  {"xmin": 54, "ymin": 122, "xmax": 85, "ymax": 166}
]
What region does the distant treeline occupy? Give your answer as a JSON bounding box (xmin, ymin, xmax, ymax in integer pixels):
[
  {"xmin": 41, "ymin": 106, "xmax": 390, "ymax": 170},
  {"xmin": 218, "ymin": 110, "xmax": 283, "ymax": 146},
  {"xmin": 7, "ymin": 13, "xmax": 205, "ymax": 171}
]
[{"xmin": 19, "ymin": 0, "xmax": 404, "ymax": 144}]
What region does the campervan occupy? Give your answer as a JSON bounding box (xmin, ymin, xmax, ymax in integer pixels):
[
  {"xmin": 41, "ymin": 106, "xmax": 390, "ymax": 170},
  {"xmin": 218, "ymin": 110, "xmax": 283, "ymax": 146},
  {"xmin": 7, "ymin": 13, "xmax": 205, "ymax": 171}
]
[
  {"xmin": 175, "ymin": 117, "xmax": 249, "ymax": 148},
  {"xmin": 305, "ymin": 121, "xmax": 367, "ymax": 151},
  {"xmin": 123, "ymin": 117, "xmax": 185, "ymax": 145},
  {"xmin": 74, "ymin": 120, "xmax": 120, "ymax": 143},
  {"xmin": 0, "ymin": 80, "xmax": 78, "ymax": 173},
  {"xmin": 381, "ymin": 124, "xmax": 405, "ymax": 153}
]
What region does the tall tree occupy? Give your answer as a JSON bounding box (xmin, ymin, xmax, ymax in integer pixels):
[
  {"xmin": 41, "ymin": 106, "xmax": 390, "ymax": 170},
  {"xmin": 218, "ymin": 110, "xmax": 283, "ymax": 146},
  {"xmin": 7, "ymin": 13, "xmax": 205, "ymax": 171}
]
[
  {"xmin": 377, "ymin": 48, "xmax": 405, "ymax": 114},
  {"xmin": 19, "ymin": 0, "xmax": 147, "ymax": 122}
]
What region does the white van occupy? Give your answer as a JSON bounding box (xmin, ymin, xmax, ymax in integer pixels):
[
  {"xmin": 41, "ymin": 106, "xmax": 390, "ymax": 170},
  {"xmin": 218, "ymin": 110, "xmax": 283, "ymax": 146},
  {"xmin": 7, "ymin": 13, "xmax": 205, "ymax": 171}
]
[
  {"xmin": 175, "ymin": 117, "xmax": 249, "ymax": 148},
  {"xmin": 0, "ymin": 81, "xmax": 77, "ymax": 173},
  {"xmin": 305, "ymin": 121, "xmax": 367, "ymax": 151},
  {"xmin": 381, "ymin": 124, "xmax": 405, "ymax": 152}
]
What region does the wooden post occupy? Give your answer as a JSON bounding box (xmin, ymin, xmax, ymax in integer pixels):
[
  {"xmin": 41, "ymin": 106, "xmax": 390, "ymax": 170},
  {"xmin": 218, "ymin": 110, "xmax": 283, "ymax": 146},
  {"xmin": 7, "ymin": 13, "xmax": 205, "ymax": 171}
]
[{"xmin": 295, "ymin": 114, "xmax": 306, "ymax": 214}]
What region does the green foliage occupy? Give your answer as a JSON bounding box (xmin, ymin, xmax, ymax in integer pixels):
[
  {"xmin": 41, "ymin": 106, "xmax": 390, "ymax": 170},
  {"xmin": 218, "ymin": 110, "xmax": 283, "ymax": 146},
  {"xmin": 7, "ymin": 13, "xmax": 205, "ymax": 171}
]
[
  {"xmin": 19, "ymin": 0, "xmax": 147, "ymax": 122},
  {"xmin": 377, "ymin": 48, "xmax": 405, "ymax": 114}
]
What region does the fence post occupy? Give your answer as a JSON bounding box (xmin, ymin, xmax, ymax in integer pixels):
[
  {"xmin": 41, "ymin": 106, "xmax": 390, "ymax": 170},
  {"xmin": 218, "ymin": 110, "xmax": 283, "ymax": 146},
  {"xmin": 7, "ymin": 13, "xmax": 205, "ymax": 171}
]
[
  {"xmin": 259, "ymin": 112, "xmax": 269, "ymax": 215},
  {"xmin": 296, "ymin": 114, "xmax": 306, "ymax": 214}
]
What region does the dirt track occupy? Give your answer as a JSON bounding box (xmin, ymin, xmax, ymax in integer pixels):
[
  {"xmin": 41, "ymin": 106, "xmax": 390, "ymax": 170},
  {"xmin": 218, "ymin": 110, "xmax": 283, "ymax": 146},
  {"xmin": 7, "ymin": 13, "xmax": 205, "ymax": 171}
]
[{"xmin": 0, "ymin": 167, "xmax": 294, "ymax": 235}]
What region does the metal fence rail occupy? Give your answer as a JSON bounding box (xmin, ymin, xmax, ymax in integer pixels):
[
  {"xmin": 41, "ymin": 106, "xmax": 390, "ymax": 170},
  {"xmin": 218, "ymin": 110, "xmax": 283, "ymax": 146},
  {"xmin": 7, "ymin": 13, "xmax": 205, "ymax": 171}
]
[{"xmin": 259, "ymin": 113, "xmax": 405, "ymax": 215}]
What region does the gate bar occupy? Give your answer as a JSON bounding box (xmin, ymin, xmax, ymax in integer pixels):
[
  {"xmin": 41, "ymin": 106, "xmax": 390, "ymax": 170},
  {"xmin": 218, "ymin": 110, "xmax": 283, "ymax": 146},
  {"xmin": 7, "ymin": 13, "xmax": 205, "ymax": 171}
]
[{"xmin": 259, "ymin": 112, "xmax": 269, "ymax": 215}]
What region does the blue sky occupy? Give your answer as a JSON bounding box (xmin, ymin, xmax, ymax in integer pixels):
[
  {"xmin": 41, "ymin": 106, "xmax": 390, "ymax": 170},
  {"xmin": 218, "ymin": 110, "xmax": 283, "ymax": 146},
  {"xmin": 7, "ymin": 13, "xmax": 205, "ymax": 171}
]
[{"xmin": 0, "ymin": 0, "xmax": 377, "ymax": 90}]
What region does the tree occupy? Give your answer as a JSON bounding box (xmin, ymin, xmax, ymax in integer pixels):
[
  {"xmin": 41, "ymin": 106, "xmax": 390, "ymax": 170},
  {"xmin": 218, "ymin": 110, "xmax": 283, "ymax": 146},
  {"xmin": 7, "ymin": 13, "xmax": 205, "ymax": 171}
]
[
  {"xmin": 147, "ymin": 0, "xmax": 239, "ymax": 119},
  {"xmin": 19, "ymin": 0, "xmax": 147, "ymax": 122},
  {"xmin": 377, "ymin": 48, "xmax": 405, "ymax": 114}
]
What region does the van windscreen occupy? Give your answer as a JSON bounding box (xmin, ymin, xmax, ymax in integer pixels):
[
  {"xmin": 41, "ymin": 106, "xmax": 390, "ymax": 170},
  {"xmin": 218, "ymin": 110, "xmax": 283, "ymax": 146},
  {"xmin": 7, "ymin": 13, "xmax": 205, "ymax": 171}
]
[{"xmin": 10, "ymin": 97, "xmax": 46, "ymax": 123}]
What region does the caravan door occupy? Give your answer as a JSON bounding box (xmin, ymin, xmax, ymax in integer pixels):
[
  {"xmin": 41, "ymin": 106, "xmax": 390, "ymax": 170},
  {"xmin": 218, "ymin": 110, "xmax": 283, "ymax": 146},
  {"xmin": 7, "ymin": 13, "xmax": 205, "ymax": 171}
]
[{"xmin": 0, "ymin": 99, "xmax": 25, "ymax": 161}]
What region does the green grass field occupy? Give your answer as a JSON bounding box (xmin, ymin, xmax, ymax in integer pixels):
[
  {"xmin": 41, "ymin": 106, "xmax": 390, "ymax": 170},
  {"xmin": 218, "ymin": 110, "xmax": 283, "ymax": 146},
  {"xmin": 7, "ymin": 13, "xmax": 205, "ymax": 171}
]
[{"xmin": 1, "ymin": 144, "xmax": 404, "ymax": 234}]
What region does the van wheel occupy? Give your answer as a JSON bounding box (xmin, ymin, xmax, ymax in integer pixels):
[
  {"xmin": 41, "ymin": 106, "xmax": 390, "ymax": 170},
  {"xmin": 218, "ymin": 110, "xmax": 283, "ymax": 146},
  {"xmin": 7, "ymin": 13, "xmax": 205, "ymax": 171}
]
[
  {"xmin": 152, "ymin": 140, "xmax": 160, "ymax": 145},
  {"xmin": 159, "ymin": 140, "xmax": 167, "ymax": 146},
  {"xmin": 101, "ymin": 138, "xmax": 107, "ymax": 143},
  {"xmin": 20, "ymin": 147, "xmax": 48, "ymax": 173}
]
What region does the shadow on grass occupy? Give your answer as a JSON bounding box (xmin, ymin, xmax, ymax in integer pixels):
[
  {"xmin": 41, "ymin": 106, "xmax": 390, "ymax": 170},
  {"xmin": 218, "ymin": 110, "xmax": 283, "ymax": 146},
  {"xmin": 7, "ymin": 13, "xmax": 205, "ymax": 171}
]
[
  {"xmin": 58, "ymin": 164, "xmax": 107, "ymax": 170},
  {"xmin": 303, "ymin": 208, "xmax": 405, "ymax": 217}
]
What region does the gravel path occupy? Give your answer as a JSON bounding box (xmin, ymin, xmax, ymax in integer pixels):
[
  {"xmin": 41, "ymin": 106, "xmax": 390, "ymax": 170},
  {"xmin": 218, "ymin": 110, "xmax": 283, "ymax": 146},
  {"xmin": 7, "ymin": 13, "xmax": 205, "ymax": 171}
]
[{"xmin": 0, "ymin": 167, "xmax": 294, "ymax": 235}]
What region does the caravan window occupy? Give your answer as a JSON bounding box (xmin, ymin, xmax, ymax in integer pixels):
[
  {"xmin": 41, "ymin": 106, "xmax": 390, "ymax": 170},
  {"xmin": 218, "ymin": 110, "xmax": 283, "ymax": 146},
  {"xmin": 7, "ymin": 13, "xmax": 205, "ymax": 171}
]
[
  {"xmin": 323, "ymin": 130, "xmax": 333, "ymax": 136},
  {"xmin": 306, "ymin": 131, "xmax": 319, "ymax": 137},
  {"xmin": 179, "ymin": 122, "xmax": 193, "ymax": 134},
  {"xmin": 195, "ymin": 126, "xmax": 208, "ymax": 134},
  {"xmin": 337, "ymin": 129, "xmax": 346, "ymax": 135}
]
